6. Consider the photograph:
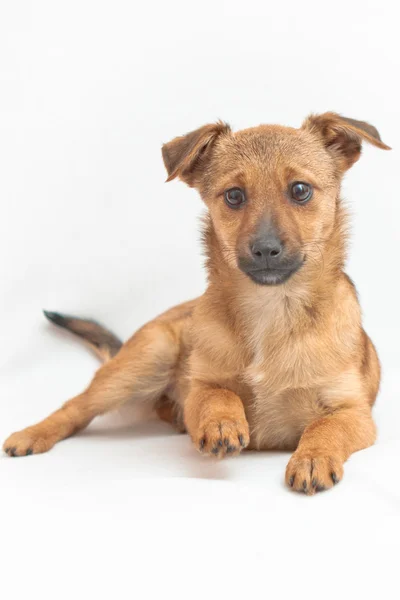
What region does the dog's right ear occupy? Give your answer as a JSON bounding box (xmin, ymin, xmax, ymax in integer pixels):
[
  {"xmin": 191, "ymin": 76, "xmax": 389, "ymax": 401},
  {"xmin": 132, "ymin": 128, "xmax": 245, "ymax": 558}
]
[{"xmin": 162, "ymin": 121, "xmax": 230, "ymax": 186}]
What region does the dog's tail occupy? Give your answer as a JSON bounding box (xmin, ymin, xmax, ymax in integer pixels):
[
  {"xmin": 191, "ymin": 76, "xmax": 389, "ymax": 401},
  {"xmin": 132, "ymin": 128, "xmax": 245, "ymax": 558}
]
[{"xmin": 43, "ymin": 310, "xmax": 123, "ymax": 362}]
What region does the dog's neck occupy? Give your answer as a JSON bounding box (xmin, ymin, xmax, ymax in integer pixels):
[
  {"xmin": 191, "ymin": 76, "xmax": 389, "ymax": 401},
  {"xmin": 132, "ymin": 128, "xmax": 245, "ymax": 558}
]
[{"xmin": 202, "ymin": 202, "xmax": 348, "ymax": 335}]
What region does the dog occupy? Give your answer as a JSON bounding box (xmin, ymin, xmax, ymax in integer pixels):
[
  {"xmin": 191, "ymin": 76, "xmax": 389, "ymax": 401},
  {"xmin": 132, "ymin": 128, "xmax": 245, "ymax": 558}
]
[{"xmin": 3, "ymin": 112, "xmax": 390, "ymax": 494}]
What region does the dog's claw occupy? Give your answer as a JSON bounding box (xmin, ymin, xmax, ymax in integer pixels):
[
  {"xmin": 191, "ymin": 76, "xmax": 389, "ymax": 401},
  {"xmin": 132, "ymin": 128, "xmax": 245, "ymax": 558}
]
[
  {"xmin": 196, "ymin": 418, "xmax": 249, "ymax": 457},
  {"xmin": 286, "ymin": 453, "xmax": 344, "ymax": 494}
]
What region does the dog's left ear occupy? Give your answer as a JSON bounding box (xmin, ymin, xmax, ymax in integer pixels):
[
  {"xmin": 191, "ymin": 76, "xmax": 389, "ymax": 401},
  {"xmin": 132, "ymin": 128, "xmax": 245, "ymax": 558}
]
[
  {"xmin": 302, "ymin": 112, "xmax": 390, "ymax": 171},
  {"xmin": 162, "ymin": 121, "xmax": 230, "ymax": 186}
]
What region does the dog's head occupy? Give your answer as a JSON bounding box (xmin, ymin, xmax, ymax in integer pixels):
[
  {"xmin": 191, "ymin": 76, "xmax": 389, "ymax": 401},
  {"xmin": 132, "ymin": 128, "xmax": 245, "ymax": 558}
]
[{"xmin": 162, "ymin": 113, "xmax": 389, "ymax": 286}]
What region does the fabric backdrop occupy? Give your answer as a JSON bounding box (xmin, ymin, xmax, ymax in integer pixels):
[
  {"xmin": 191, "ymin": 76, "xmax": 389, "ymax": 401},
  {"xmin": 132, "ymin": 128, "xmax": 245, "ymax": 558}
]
[{"xmin": 1, "ymin": 2, "xmax": 399, "ymax": 598}]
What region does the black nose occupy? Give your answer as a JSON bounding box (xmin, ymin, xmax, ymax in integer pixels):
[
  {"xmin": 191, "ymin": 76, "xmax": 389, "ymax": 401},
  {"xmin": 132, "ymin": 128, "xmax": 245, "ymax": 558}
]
[{"xmin": 251, "ymin": 234, "xmax": 283, "ymax": 265}]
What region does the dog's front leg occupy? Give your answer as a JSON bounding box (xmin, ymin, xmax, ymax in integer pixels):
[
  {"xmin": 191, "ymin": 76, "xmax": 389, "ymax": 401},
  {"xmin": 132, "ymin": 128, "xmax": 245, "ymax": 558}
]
[
  {"xmin": 185, "ymin": 383, "xmax": 250, "ymax": 458},
  {"xmin": 285, "ymin": 405, "xmax": 376, "ymax": 494}
]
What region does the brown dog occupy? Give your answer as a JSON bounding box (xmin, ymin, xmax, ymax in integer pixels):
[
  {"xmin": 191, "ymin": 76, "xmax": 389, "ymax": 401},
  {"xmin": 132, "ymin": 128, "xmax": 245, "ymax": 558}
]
[{"xmin": 4, "ymin": 112, "xmax": 390, "ymax": 494}]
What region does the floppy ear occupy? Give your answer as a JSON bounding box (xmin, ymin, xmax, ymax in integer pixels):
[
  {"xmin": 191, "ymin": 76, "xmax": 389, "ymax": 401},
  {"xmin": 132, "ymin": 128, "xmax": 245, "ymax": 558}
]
[
  {"xmin": 162, "ymin": 121, "xmax": 230, "ymax": 186},
  {"xmin": 302, "ymin": 112, "xmax": 390, "ymax": 171}
]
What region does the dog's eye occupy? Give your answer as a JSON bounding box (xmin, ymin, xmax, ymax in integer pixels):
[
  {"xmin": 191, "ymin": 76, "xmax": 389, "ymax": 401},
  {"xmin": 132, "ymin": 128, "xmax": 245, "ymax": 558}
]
[
  {"xmin": 290, "ymin": 182, "xmax": 313, "ymax": 204},
  {"xmin": 224, "ymin": 188, "xmax": 246, "ymax": 209}
]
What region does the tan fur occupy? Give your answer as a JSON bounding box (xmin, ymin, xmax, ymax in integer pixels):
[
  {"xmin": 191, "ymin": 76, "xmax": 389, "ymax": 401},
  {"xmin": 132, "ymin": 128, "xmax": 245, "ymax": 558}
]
[{"xmin": 4, "ymin": 113, "xmax": 389, "ymax": 495}]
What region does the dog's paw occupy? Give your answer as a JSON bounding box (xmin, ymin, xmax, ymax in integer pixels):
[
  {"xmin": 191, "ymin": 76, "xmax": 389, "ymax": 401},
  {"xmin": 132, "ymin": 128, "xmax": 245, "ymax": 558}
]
[
  {"xmin": 195, "ymin": 418, "xmax": 250, "ymax": 458},
  {"xmin": 3, "ymin": 427, "xmax": 55, "ymax": 457},
  {"xmin": 285, "ymin": 451, "xmax": 344, "ymax": 495}
]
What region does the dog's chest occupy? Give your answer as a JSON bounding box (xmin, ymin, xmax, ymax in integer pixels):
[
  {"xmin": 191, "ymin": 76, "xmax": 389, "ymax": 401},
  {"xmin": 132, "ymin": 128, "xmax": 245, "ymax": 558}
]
[
  {"xmin": 243, "ymin": 321, "xmax": 328, "ymax": 450},
  {"xmin": 246, "ymin": 331, "xmax": 322, "ymax": 390}
]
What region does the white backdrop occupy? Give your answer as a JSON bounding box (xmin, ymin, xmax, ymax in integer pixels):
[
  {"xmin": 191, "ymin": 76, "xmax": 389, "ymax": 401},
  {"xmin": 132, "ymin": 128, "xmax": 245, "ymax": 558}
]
[{"xmin": 1, "ymin": 1, "xmax": 400, "ymax": 598}]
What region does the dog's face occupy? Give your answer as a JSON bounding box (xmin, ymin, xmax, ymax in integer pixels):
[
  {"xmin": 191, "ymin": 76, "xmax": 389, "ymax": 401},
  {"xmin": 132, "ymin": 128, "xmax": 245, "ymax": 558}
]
[
  {"xmin": 163, "ymin": 114, "xmax": 389, "ymax": 286},
  {"xmin": 194, "ymin": 125, "xmax": 338, "ymax": 286}
]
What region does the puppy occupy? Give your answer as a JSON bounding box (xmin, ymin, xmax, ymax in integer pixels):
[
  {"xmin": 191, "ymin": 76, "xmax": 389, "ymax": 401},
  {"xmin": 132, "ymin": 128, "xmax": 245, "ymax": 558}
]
[{"xmin": 4, "ymin": 112, "xmax": 390, "ymax": 494}]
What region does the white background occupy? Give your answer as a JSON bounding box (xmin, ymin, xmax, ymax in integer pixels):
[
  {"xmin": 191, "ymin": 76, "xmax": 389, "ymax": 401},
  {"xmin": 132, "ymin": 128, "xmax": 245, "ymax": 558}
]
[{"xmin": 1, "ymin": 1, "xmax": 399, "ymax": 598}]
